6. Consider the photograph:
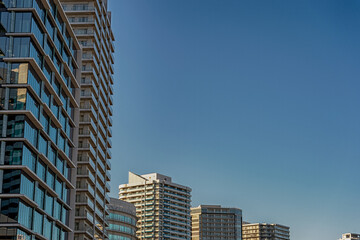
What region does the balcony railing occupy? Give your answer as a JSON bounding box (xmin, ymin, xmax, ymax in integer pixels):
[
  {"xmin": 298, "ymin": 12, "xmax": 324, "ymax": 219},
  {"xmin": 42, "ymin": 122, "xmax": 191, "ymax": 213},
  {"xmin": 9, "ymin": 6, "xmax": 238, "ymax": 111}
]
[{"xmin": 62, "ymin": 5, "xmax": 95, "ymax": 11}]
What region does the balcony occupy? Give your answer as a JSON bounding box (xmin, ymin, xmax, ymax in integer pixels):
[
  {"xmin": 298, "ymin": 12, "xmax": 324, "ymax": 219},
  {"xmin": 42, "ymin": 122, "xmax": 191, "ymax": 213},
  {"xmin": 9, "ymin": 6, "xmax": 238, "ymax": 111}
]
[
  {"xmin": 68, "ymin": 18, "xmax": 96, "ymax": 28},
  {"xmin": 108, "ymin": 117, "xmax": 113, "ymax": 127},
  {"xmin": 108, "ymin": 105, "xmax": 113, "ymax": 116},
  {"xmin": 82, "ymin": 67, "xmax": 99, "ymax": 85},
  {"xmin": 106, "ymin": 148, "xmax": 112, "ymax": 159},
  {"xmin": 97, "ymin": 157, "xmax": 106, "ymax": 173},
  {"xmin": 106, "ymin": 137, "xmax": 112, "ymax": 149},
  {"xmin": 106, "ymin": 170, "xmax": 111, "ymax": 181},
  {"xmin": 105, "ymin": 182, "xmax": 110, "ymax": 192},
  {"xmin": 81, "ymin": 76, "xmax": 99, "ymax": 95},
  {"xmin": 106, "ymin": 158, "xmax": 111, "ymax": 170},
  {"xmin": 77, "ymin": 169, "xmax": 96, "ymax": 185},
  {"xmin": 78, "ymin": 155, "xmax": 96, "ymax": 172},
  {"xmin": 80, "ymin": 103, "xmax": 98, "ymax": 120},
  {"xmin": 107, "ymin": 127, "xmax": 112, "ymax": 137},
  {"xmin": 62, "ymin": 4, "xmax": 96, "ymax": 11},
  {"xmin": 81, "ymin": 91, "xmax": 98, "ymax": 109},
  {"xmin": 79, "ymin": 128, "xmax": 97, "ymax": 146},
  {"xmin": 80, "ymin": 115, "xmax": 97, "ymax": 132},
  {"xmin": 78, "ymin": 142, "xmax": 96, "ymax": 159},
  {"xmin": 105, "ymin": 194, "xmax": 110, "ymax": 204}
]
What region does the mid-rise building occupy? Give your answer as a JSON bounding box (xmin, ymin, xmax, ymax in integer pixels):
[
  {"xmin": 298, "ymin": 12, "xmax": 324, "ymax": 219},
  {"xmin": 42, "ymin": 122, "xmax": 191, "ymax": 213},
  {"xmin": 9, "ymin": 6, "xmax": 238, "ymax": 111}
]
[
  {"xmin": 119, "ymin": 172, "xmax": 192, "ymax": 239},
  {"xmin": 60, "ymin": 0, "xmax": 115, "ymax": 239},
  {"xmin": 0, "ymin": 0, "xmax": 81, "ymax": 239},
  {"xmin": 191, "ymin": 205, "xmax": 242, "ymax": 240},
  {"xmin": 107, "ymin": 197, "xmax": 138, "ymax": 240},
  {"xmin": 242, "ymin": 223, "xmax": 290, "ymax": 240},
  {"xmin": 339, "ymin": 233, "xmax": 360, "ymax": 240}
]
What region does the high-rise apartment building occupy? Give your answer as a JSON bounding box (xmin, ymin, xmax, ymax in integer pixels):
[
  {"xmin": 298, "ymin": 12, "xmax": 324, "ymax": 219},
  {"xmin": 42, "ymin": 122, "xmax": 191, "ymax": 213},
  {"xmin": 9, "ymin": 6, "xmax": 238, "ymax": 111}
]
[
  {"xmin": 60, "ymin": 0, "xmax": 114, "ymax": 239},
  {"xmin": 242, "ymin": 223, "xmax": 290, "ymax": 240},
  {"xmin": 191, "ymin": 205, "xmax": 242, "ymax": 240},
  {"xmin": 119, "ymin": 172, "xmax": 192, "ymax": 239},
  {"xmin": 107, "ymin": 197, "xmax": 138, "ymax": 240},
  {"xmin": 0, "ymin": 0, "xmax": 81, "ymax": 239},
  {"xmin": 339, "ymin": 233, "xmax": 360, "ymax": 240}
]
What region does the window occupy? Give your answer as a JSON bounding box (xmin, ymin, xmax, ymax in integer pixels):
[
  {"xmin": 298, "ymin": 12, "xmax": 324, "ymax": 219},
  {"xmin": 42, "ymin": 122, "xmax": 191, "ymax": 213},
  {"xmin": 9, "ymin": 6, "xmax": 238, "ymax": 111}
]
[
  {"xmin": 35, "ymin": 186, "xmax": 45, "ymax": 209},
  {"xmin": 8, "ymin": 88, "xmax": 27, "ymax": 110},
  {"xmin": 14, "ymin": 12, "xmax": 32, "ymax": 32},
  {"xmin": 36, "ymin": 160, "xmax": 46, "ymax": 182}
]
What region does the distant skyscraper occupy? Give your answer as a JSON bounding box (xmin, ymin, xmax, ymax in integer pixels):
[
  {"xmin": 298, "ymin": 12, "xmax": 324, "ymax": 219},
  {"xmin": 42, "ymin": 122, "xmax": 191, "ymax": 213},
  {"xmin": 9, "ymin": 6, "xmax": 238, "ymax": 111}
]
[
  {"xmin": 339, "ymin": 233, "xmax": 360, "ymax": 240},
  {"xmin": 0, "ymin": 0, "xmax": 81, "ymax": 239},
  {"xmin": 242, "ymin": 223, "xmax": 290, "ymax": 240},
  {"xmin": 119, "ymin": 172, "xmax": 192, "ymax": 239},
  {"xmin": 107, "ymin": 197, "xmax": 138, "ymax": 240},
  {"xmin": 191, "ymin": 205, "xmax": 242, "ymax": 240},
  {"xmin": 60, "ymin": 0, "xmax": 115, "ymax": 239}
]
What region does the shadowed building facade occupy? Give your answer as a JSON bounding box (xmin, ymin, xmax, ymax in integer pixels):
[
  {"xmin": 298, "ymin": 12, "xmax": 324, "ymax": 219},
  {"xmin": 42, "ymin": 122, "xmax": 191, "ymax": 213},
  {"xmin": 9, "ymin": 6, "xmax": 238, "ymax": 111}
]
[
  {"xmin": 119, "ymin": 172, "xmax": 192, "ymax": 240},
  {"xmin": 107, "ymin": 197, "xmax": 138, "ymax": 240},
  {"xmin": 0, "ymin": 0, "xmax": 81, "ymax": 239},
  {"xmin": 242, "ymin": 223, "xmax": 290, "ymax": 240},
  {"xmin": 191, "ymin": 205, "xmax": 242, "ymax": 240},
  {"xmin": 60, "ymin": 0, "xmax": 115, "ymax": 239}
]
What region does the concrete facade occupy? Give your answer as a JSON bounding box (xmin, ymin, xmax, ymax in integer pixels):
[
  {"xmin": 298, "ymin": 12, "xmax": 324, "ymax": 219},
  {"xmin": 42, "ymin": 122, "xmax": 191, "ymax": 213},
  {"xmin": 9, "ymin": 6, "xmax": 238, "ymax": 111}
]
[{"xmin": 60, "ymin": 0, "xmax": 115, "ymax": 239}]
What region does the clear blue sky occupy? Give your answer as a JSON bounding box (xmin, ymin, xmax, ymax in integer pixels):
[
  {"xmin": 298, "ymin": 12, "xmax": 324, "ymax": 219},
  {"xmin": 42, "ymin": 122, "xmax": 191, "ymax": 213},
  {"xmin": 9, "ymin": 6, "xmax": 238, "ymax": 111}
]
[{"xmin": 107, "ymin": 1, "xmax": 360, "ymax": 239}]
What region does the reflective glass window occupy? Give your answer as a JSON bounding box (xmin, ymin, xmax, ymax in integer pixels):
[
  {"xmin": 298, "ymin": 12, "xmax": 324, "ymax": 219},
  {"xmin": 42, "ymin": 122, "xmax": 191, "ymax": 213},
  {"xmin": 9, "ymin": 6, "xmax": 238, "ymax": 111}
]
[
  {"xmin": 38, "ymin": 134, "xmax": 47, "ymax": 156},
  {"xmin": 8, "ymin": 88, "xmax": 27, "ymax": 110},
  {"xmin": 14, "ymin": 12, "xmax": 32, "ymax": 32},
  {"xmin": 45, "ymin": 193, "xmax": 53, "ymax": 216},
  {"xmin": 2, "ymin": 170, "xmax": 21, "ymax": 194},
  {"xmin": 49, "ymin": 123, "xmax": 58, "ymax": 144},
  {"xmin": 43, "ymin": 217, "xmax": 52, "ymax": 239},
  {"xmin": 40, "ymin": 110, "xmax": 49, "ymax": 133},
  {"xmin": 56, "ymin": 156, "xmax": 64, "ymax": 174},
  {"xmin": 18, "ymin": 202, "xmax": 32, "ymax": 229},
  {"xmin": 55, "ymin": 178, "xmax": 62, "ymax": 197},
  {"xmin": 12, "ymin": 37, "xmax": 30, "ymax": 57},
  {"xmin": 46, "ymin": 169, "xmax": 55, "ymax": 190},
  {"xmin": 36, "ymin": 160, "xmax": 46, "ymax": 182},
  {"xmin": 6, "ymin": 115, "xmax": 25, "ymax": 138},
  {"xmin": 35, "ymin": 186, "xmax": 45, "ymax": 209},
  {"xmin": 33, "ymin": 210, "xmax": 43, "ymax": 235}
]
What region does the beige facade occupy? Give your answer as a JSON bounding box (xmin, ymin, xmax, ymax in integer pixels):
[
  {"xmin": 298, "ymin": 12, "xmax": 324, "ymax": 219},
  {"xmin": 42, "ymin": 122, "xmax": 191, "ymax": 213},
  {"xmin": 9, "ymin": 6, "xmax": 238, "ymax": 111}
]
[
  {"xmin": 191, "ymin": 205, "xmax": 242, "ymax": 240},
  {"xmin": 119, "ymin": 172, "xmax": 192, "ymax": 239},
  {"xmin": 242, "ymin": 223, "xmax": 290, "ymax": 240},
  {"xmin": 60, "ymin": 0, "xmax": 115, "ymax": 239},
  {"xmin": 339, "ymin": 233, "xmax": 360, "ymax": 240}
]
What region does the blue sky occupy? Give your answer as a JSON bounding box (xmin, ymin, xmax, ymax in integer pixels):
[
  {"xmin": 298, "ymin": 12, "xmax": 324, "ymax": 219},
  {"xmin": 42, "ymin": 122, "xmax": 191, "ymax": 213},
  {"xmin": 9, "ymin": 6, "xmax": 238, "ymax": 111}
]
[{"xmin": 107, "ymin": 1, "xmax": 360, "ymax": 239}]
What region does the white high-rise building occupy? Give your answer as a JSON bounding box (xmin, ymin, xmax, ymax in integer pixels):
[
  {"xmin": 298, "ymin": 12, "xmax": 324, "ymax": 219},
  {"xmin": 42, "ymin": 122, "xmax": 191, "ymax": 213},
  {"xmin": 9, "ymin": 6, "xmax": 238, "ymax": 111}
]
[
  {"xmin": 119, "ymin": 172, "xmax": 192, "ymax": 239},
  {"xmin": 60, "ymin": 0, "xmax": 115, "ymax": 239}
]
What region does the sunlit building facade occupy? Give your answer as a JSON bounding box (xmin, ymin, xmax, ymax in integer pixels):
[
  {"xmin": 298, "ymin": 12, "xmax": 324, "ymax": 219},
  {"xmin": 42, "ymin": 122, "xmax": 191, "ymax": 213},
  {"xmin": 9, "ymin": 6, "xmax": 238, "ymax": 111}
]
[
  {"xmin": 119, "ymin": 172, "xmax": 192, "ymax": 239},
  {"xmin": 0, "ymin": 0, "xmax": 81, "ymax": 239},
  {"xmin": 107, "ymin": 198, "xmax": 138, "ymax": 240},
  {"xmin": 191, "ymin": 205, "xmax": 242, "ymax": 240},
  {"xmin": 60, "ymin": 0, "xmax": 114, "ymax": 239},
  {"xmin": 242, "ymin": 223, "xmax": 290, "ymax": 240},
  {"xmin": 339, "ymin": 233, "xmax": 360, "ymax": 240}
]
